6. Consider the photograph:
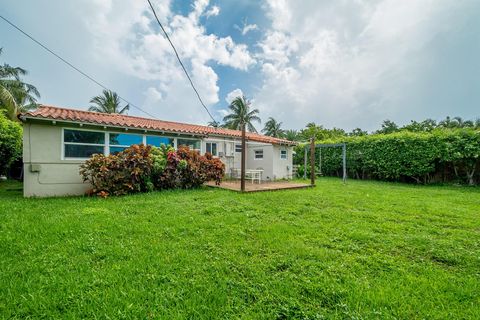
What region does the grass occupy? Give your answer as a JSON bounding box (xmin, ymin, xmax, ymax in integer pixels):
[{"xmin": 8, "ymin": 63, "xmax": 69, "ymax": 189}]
[{"xmin": 0, "ymin": 178, "xmax": 479, "ymax": 319}]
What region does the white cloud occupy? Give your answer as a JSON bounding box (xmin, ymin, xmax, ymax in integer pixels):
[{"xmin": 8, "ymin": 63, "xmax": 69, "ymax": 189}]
[
  {"xmin": 241, "ymin": 23, "xmax": 258, "ymax": 35},
  {"xmin": 81, "ymin": 0, "xmax": 254, "ymax": 123},
  {"xmin": 254, "ymin": 0, "xmax": 467, "ymax": 130},
  {"xmin": 205, "ymin": 5, "xmax": 220, "ymax": 18},
  {"xmin": 225, "ymin": 88, "xmax": 244, "ymax": 103},
  {"xmin": 257, "ymin": 31, "xmax": 298, "ymax": 66}
]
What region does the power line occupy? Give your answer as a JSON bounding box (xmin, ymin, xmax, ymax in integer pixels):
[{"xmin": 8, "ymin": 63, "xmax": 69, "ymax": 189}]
[
  {"xmin": 0, "ymin": 14, "xmax": 158, "ymax": 119},
  {"xmin": 146, "ymin": 0, "xmax": 217, "ymax": 123}
]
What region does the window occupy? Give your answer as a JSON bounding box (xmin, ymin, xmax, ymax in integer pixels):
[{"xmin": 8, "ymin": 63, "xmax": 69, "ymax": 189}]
[
  {"xmin": 109, "ymin": 133, "xmax": 142, "ymax": 146},
  {"xmin": 254, "ymin": 149, "xmax": 264, "ymax": 159},
  {"xmin": 206, "ymin": 142, "xmax": 218, "ymax": 156},
  {"xmin": 235, "ymin": 144, "xmax": 242, "ymax": 153},
  {"xmin": 109, "ymin": 133, "xmax": 142, "ymax": 154},
  {"xmin": 280, "ymin": 150, "xmax": 287, "ymax": 160},
  {"xmin": 177, "ymin": 138, "xmax": 201, "ymax": 150},
  {"xmin": 63, "ymin": 129, "xmax": 105, "ymax": 158},
  {"xmin": 146, "ymin": 135, "xmax": 174, "ymax": 147}
]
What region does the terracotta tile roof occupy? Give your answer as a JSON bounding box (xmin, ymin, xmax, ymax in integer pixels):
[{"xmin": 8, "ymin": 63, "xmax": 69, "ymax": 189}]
[{"xmin": 22, "ymin": 105, "xmax": 296, "ymax": 145}]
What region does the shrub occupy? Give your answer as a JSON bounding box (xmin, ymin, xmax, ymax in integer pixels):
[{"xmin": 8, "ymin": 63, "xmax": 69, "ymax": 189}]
[
  {"xmin": 176, "ymin": 147, "xmax": 225, "ymax": 188},
  {"xmin": 202, "ymin": 152, "xmax": 225, "ymax": 186},
  {"xmin": 154, "ymin": 146, "xmax": 225, "ymax": 189},
  {"xmin": 151, "ymin": 145, "xmax": 178, "ymax": 190},
  {"xmin": 80, "ymin": 144, "xmax": 225, "ymax": 197},
  {"xmin": 80, "ymin": 144, "xmax": 153, "ymax": 196},
  {"xmin": 0, "ymin": 116, "xmax": 22, "ymax": 176}
]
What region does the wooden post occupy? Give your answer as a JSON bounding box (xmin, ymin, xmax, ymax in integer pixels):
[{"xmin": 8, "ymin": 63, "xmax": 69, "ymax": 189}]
[
  {"xmin": 342, "ymin": 143, "xmax": 347, "ymax": 183},
  {"xmin": 240, "ymin": 122, "xmax": 246, "ymax": 192},
  {"xmin": 310, "ymin": 137, "xmax": 315, "ymax": 186},
  {"xmin": 303, "ymin": 146, "xmax": 307, "ymax": 179},
  {"xmin": 318, "ymin": 147, "xmax": 322, "ymax": 176}
]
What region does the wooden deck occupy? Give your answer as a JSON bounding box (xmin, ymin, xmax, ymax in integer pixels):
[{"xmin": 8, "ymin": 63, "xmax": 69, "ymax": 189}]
[{"xmin": 205, "ymin": 180, "xmax": 312, "ymax": 192}]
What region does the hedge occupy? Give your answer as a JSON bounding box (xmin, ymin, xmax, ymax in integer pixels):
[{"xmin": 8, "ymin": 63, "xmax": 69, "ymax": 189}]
[
  {"xmin": 0, "ymin": 116, "xmax": 22, "ymax": 176},
  {"xmin": 294, "ymin": 129, "xmax": 480, "ymax": 185}
]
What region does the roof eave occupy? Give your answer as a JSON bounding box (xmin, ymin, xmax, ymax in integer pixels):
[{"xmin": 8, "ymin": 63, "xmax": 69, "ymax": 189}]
[{"xmin": 22, "ymin": 114, "xmax": 297, "ymax": 146}]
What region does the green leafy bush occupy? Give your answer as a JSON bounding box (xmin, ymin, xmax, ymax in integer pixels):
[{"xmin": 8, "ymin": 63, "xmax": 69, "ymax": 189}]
[
  {"xmin": 154, "ymin": 146, "xmax": 225, "ymax": 190},
  {"xmin": 0, "ymin": 115, "xmax": 22, "ymax": 176},
  {"xmin": 176, "ymin": 147, "xmax": 225, "ymax": 188},
  {"xmin": 80, "ymin": 144, "xmax": 153, "ymax": 197},
  {"xmin": 295, "ymin": 129, "xmax": 480, "ymax": 185},
  {"xmin": 80, "ymin": 144, "xmax": 225, "ymax": 197}
]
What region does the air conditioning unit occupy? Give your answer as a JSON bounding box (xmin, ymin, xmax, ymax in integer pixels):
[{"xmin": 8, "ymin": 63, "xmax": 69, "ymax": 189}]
[{"xmin": 218, "ymin": 151, "xmax": 225, "ymax": 157}]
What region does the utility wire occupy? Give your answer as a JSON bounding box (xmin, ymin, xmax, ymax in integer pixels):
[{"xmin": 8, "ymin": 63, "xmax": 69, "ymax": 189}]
[
  {"xmin": 146, "ymin": 0, "xmax": 217, "ymax": 124},
  {"xmin": 0, "ymin": 14, "xmax": 158, "ymax": 119}
]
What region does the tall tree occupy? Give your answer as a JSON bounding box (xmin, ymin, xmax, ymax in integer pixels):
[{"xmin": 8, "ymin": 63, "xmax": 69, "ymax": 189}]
[
  {"xmin": 438, "ymin": 116, "xmax": 458, "ymax": 129},
  {"xmin": 0, "ymin": 48, "xmax": 40, "ymax": 121},
  {"xmin": 348, "ymin": 128, "xmax": 368, "ymax": 136},
  {"xmin": 222, "ymin": 95, "xmax": 261, "ymax": 132},
  {"xmin": 300, "ymin": 123, "xmax": 345, "ymax": 141},
  {"xmin": 401, "ymin": 119, "xmax": 437, "ymax": 132},
  {"xmin": 453, "ymin": 116, "xmax": 474, "ymax": 128},
  {"xmin": 88, "ymin": 90, "xmax": 129, "ymax": 114},
  {"xmin": 284, "ymin": 129, "xmax": 299, "ymax": 141},
  {"xmin": 262, "ymin": 117, "xmax": 284, "ymax": 137},
  {"xmin": 376, "ymin": 120, "xmax": 399, "ymax": 134}
]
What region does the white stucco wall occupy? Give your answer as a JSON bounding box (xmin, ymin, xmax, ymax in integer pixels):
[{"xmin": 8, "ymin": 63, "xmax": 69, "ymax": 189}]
[
  {"xmin": 23, "ymin": 123, "xmax": 91, "ymax": 197},
  {"xmin": 272, "ymin": 145, "xmax": 294, "ymax": 179},
  {"xmin": 246, "ymin": 144, "xmax": 274, "ymax": 180},
  {"xmin": 202, "ymin": 138, "xmax": 235, "ymax": 175}
]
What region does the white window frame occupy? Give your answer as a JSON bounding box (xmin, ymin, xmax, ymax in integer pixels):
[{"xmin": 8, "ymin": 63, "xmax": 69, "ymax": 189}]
[
  {"xmin": 235, "ymin": 144, "xmax": 242, "ymax": 153},
  {"xmin": 62, "ymin": 128, "xmax": 107, "ymax": 160},
  {"xmin": 177, "ymin": 138, "xmax": 201, "ymax": 151},
  {"xmin": 206, "ymin": 142, "xmax": 218, "ymax": 156},
  {"xmin": 280, "ymin": 149, "xmax": 287, "ymax": 160},
  {"xmin": 61, "ymin": 127, "xmax": 206, "ymax": 160},
  {"xmin": 254, "ymin": 149, "xmax": 264, "ymax": 160}
]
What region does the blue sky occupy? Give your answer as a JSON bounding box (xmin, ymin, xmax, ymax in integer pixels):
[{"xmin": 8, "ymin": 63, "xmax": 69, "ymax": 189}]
[{"xmin": 1, "ymin": 0, "xmax": 479, "ymax": 131}]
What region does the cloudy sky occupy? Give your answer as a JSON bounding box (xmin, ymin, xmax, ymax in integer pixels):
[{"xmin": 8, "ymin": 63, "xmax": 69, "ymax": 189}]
[{"xmin": 2, "ymin": 0, "xmax": 479, "ymax": 131}]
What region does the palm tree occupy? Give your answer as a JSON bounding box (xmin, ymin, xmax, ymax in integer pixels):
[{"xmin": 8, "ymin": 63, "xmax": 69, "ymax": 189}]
[
  {"xmin": 88, "ymin": 90, "xmax": 129, "ymax": 114},
  {"xmin": 0, "ymin": 48, "xmax": 40, "ymax": 120},
  {"xmin": 284, "ymin": 129, "xmax": 299, "ymax": 141},
  {"xmin": 222, "ymin": 95, "xmax": 261, "ymax": 132},
  {"xmin": 207, "ymin": 120, "xmax": 221, "ymax": 128},
  {"xmin": 262, "ymin": 117, "xmax": 284, "ymax": 137}
]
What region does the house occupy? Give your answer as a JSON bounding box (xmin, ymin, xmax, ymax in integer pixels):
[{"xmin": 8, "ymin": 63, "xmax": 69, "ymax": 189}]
[{"xmin": 20, "ymin": 106, "xmax": 296, "ymax": 197}]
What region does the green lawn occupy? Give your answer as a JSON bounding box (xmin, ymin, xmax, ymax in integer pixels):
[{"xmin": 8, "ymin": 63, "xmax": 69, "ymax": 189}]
[{"xmin": 0, "ymin": 179, "xmax": 479, "ymax": 319}]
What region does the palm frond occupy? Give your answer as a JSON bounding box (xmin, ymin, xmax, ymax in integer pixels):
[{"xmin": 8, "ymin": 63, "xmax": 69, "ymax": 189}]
[
  {"xmin": 247, "ymin": 123, "xmax": 257, "ymax": 133},
  {"xmin": 88, "ymin": 106, "xmax": 104, "ymax": 112},
  {"xmin": 118, "ymin": 104, "xmax": 130, "ymax": 115}
]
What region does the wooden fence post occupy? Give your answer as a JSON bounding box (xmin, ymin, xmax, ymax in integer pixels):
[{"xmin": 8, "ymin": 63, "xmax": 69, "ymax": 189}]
[
  {"xmin": 303, "ymin": 146, "xmax": 307, "ymax": 180},
  {"xmin": 319, "ymin": 147, "xmax": 322, "ymax": 176},
  {"xmin": 342, "ymin": 143, "xmax": 347, "ymax": 184},
  {"xmin": 241, "ymin": 123, "xmax": 246, "ymax": 192},
  {"xmin": 310, "ymin": 138, "xmax": 315, "ymax": 186}
]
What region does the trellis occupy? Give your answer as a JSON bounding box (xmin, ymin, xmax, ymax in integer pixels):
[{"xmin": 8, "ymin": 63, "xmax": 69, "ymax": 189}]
[{"xmin": 304, "ymin": 142, "xmax": 347, "ymax": 183}]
